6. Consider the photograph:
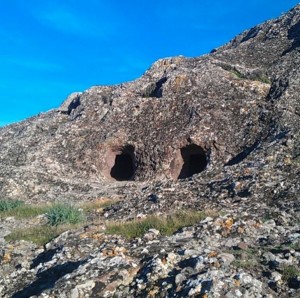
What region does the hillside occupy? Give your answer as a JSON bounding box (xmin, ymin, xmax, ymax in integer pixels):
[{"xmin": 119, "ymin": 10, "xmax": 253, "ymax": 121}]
[{"xmin": 0, "ymin": 4, "xmax": 300, "ymax": 297}]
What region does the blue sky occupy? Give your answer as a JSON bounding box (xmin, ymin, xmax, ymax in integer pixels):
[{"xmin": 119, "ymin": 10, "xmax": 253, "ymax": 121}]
[{"xmin": 0, "ymin": 0, "xmax": 299, "ymax": 126}]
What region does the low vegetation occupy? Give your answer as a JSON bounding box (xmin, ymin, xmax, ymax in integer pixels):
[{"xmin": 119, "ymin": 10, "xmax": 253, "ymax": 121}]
[
  {"xmin": 219, "ymin": 63, "xmax": 271, "ymax": 84},
  {"xmin": 2, "ymin": 199, "xmax": 214, "ymax": 246},
  {"xmin": 46, "ymin": 203, "xmax": 85, "ymax": 226},
  {"xmin": 1, "ymin": 198, "xmax": 122, "ymax": 243},
  {"xmin": 1, "ymin": 204, "xmax": 50, "ymax": 219},
  {"xmin": 3, "ymin": 203, "xmax": 86, "ymax": 246},
  {"xmin": 232, "ymin": 259, "xmax": 259, "ymax": 270},
  {"xmin": 105, "ymin": 210, "xmax": 208, "ymax": 239},
  {"xmin": 5, "ymin": 225, "xmax": 71, "ymax": 246},
  {"xmin": 0, "ymin": 199, "xmax": 24, "ymax": 212},
  {"xmin": 257, "ymin": 76, "xmax": 271, "ymax": 84},
  {"xmin": 81, "ymin": 198, "xmax": 119, "ymax": 212},
  {"xmin": 282, "ymin": 265, "xmax": 300, "ymax": 282}
]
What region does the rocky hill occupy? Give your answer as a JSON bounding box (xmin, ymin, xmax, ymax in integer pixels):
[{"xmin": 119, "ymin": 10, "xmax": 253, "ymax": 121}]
[{"xmin": 0, "ymin": 4, "xmax": 300, "ymax": 298}]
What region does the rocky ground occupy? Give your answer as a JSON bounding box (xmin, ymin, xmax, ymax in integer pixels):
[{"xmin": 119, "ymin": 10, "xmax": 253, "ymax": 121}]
[{"xmin": 1, "ymin": 199, "xmax": 300, "ymax": 298}]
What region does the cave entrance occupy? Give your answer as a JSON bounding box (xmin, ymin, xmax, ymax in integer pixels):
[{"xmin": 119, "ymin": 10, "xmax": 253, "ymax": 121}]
[
  {"xmin": 178, "ymin": 144, "xmax": 207, "ymax": 179},
  {"xmin": 110, "ymin": 145, "xmax": 135, "ymax": 181}
]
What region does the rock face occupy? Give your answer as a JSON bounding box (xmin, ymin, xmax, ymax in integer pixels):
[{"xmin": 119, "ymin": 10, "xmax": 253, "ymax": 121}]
[
  {"xmin": 0, "ymin": 6, "xmax": 299, "ymax": 205},
  {"xmin": 0, "ymin": 57, "xmax": 270, "ymax": 200},
  {"xmin": 1, "ymin": 4, "xmax": 300, "ymax": 297}
]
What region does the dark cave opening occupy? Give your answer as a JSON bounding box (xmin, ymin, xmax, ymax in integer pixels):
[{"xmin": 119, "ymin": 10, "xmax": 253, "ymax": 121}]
[
  {"xmin": 110, "ymin": 145, "xmax": 135, "ymax": 181},
  {"xmin": 178, "ymin": 144, "xmax": 208, "ymax": 179}
]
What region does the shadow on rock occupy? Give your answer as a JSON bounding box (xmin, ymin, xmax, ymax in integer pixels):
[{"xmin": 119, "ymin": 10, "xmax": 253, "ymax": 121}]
[
  {"xmin": 282, "ymin": 20, "xmax": 300, "ymax": 55},
  {"xmin": 30, "ymin": 246, "xmax": 63, "ymax": 269},
  {"xmin": 12, "ymin": 259, "xmax": 87, "ymax": 298}
]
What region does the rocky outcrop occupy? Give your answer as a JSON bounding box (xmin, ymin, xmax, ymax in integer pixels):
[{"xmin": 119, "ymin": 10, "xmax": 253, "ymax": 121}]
[
  {"xmin": 0, "ymin": 55, "xmax": 272, "ymax": 202},
  {"xmin": 1, "ymin": 4, "xmax": 300, "ymax": 298},
  {"xmin": 0, "ymin": 5, "xmax": 299, "ymax": 205}
]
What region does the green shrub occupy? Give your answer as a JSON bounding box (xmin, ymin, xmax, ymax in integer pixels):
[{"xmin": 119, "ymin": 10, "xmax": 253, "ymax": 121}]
[
  {"xmin": 0, "ymin": 199, "xmax": 24, "ymax": 212},
  {"xmin": 106, "ymin": 210, "xmax": 208, "ymax": 239},
  {"xmin": 282, "ymin": 265, "xmax": 300, "ymax": 281},
  {"xmin": 46, "ymin": 204, "xmax": 85, "ymax": 226}
]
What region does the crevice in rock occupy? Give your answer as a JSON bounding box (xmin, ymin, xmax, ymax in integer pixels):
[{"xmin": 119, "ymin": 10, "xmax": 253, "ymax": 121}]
[
  {"xmin": 178, "ymin": 144, "xmax": 208, "ymax": 179},
  {"xmin": 142, "ymin": 77, "xmax": 168, "ymax": 98},
  {"xmin": 240, "ymin": 26, "xmax": 260, "ymax": 43},
  {"xmin": 225, "ymin": 140, "xmax": 260, "ymax": 166},
  {"xmin": 67, "ymin": 97, "xmax": 81, "ymax": 115},
  {"xmin": 266, "ymin": 77, "xmax": 289, "ymax": 101},
  {"xmin": 150, "ymin": 77, "xmax": 167, "ymax": 98},
  {"xmin": 282, "ymin": 20, "xmax": 300, "ymax": 56},
  {"xmin": 60, "ymin": 94, "xmax": 81, "ymax": 115},
  {"xmin": 110, "ymin": 145, "xmax": 136, "ymax": 181}
]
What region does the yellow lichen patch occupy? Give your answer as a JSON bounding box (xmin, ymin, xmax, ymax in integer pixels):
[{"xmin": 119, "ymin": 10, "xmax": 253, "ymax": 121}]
[
  {"xmin": 95, "ymin": 208, "xmax": 104, "ymax": 214},
  {"xmin": 223, "ymin": 218, "xmax": 234, "ymax": 230},
  {"xmin": 102, "ymin": 246, "xmax": 127, "ymax": 257},
  {"xmin": 91, "ymin": 232, "xmax": 104, "ymax": 240},
  {"xmin": 79, "ymin": 232, "xmax": 90, "ymax": 239},
  {"xmin": 208, "ymin": 251, "xmax": 218, "ymax": 258},
  {"xmin": 234, "ymin": 279, "xmax": 241, "ymax": 287},
  {"xmin": 79, "ymin": 231, "xmax": 104, "ymax": 240},
  {"xmin": 252, "ymin": 222, "xmax": 261, "ymax": 229},
  {"xmin": 102, "ymin": 248, "xmax": 118, "ymax": 257},
  {"xmin": 148, "ymin": 286, "xmax": 160, "ymax": 297},
  {"xmin": 2, "ymin": 252, "xmax": 11, "ymax": 264}
]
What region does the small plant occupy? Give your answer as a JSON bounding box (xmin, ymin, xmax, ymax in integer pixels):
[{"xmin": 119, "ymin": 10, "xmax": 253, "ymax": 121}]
[
  {"xmin": 106, "ymin": 210, "xmax": 208, "ymax": 239},
  {"xmin": 282, "ymin": 265, "xmax": 300, "ymax": 282},
  {"xmin": 46, "ymin": 204, "xmax": 85, "ymax": 226},
  {"xmin": 262, "ymin": 212, "xmax": 273, "ymax": 222},
  {"xmin": 232, "ymin": 259, "xmax": 259, "ymax": 269},
  {"xmin": 0, "ymin": 199, "xmax": 24, "ymax": 212},
  {"xmin": 258, "ymin": 76, "xmax": 271, "ymax": 84},
  {"xmin": 232, "ymin": 69, "xmax": 245, "ymax": 79}
]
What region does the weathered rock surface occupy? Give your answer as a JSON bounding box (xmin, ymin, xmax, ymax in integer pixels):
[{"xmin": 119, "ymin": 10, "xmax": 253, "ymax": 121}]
[
  {"xmin": 1, "ymin": 4, "xmax": 300, "ymax": 298},
  {"xmin": 1, "ymin": 4, "xmax": 300, "ymax": 205},
  {"xmin": 1, "ymin": 205, "xmax": 300, "ymax": 297}
]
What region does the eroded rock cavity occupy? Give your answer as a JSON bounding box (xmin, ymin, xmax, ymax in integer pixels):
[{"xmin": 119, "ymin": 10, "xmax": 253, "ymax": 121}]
[
  {"xmin": 110, "ymin": 145, "xmax": 136, "ymax": 181},
  {"xmin": 178, "ymin": 144, "xmax": 208, "ymax": 179}
]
